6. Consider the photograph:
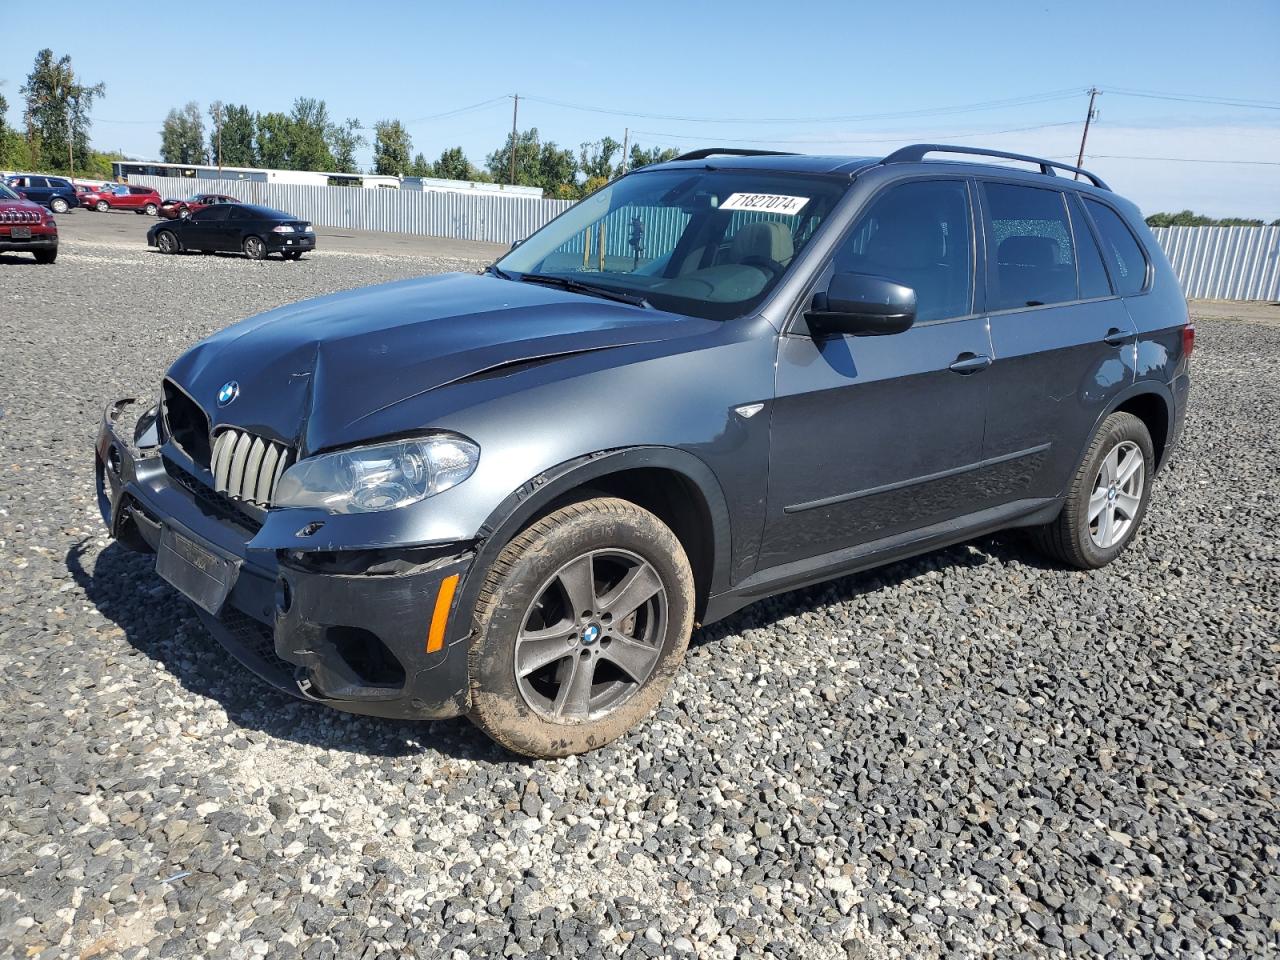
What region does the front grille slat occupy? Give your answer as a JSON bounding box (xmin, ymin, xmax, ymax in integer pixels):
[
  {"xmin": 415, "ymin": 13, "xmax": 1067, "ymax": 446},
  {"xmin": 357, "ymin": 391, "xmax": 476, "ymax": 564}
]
[{"xmin": 208, "ymin": 427, "xmax": 293, "ymax": 507}]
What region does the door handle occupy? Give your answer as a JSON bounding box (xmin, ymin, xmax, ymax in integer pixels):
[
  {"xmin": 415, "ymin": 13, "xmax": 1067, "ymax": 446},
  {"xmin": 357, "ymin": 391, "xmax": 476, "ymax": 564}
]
[
  {"xmin": 1103, "ymin": 328, "xmax": 1135, "ymax": 346},
  {"xmin": 949, "ymin": 352, "xmax": 992, "ymax": 374}
]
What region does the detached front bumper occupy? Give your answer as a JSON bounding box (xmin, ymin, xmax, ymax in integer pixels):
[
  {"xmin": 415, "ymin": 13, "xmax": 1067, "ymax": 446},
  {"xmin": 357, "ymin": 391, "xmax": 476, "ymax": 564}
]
[{"xmin": 95, "ymin": 399, "xmax": 475, "ymax": 719}]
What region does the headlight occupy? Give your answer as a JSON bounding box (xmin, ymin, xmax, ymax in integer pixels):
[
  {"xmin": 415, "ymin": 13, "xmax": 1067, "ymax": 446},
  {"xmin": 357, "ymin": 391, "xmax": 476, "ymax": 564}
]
[
  {"xmin": 272, "ymin": 224, "xmax": 296, "ymax": 233},
  {"xmin": 272, "ymin": 434, "xmax": 479, "ymax": 513}
]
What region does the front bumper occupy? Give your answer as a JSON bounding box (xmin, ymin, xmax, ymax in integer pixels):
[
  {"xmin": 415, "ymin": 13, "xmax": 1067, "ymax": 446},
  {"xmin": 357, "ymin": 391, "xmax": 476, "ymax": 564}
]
[
  {"xmin": 95, "ymin": 399, "xmax": 475, "ymax": 719},
  {"xmin": 0, "ymin": 228, "xmax": 57, "ymax": 252}
]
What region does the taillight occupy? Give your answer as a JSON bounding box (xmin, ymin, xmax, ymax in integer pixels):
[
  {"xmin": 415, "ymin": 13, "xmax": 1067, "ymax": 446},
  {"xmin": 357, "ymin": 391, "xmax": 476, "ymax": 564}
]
[{"xmin": 1182, "ymin": 321, "xmax": 1196, "ymax": 361}]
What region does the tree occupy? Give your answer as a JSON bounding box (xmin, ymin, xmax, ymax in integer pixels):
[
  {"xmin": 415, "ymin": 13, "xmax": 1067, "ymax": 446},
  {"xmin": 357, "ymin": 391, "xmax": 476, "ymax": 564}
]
[
  {"xmin": 327, "ymin": 117, "xmax": 365, "ymax": 174},
  {"xmin": 20, "ymin": 49, "xmax": 105, "ymax": 175},
  {"xmin": 431, "ymin": 146, "xmax": 479, "ymax": 181},
  {"xmin": 255, "ymin": 111, "xmax": 292, "ymax": 168},
  {"xmin": 408, "ymin": 152, "xmax": 433, "ymax": 177},
  {"xmin": 217, "ymin": 103, "xmax": 256, "ymax": 167},
  {"xmin": 487, "ymin": 128, "xmax": 577, "ymax": 195},
  {"xmin": 628, "ymin": 144, "xmax": 679, "ymax": 170},
  {"xmin": 160, "ymin": 102, "xmax": 207, "ymax": 164},
  {"xmin": 1145, "ymin": 210, "xmax": 1267, "ymax": 228},
  {"xmin": 372, "ymin": 119, "xmax": 412, "ymax": 176},
  {"xmin": 289, "ymin": 97, "xmax": 335, "ymax": 171},
  {"xmin": 579, "ymin": 136, "xmax": 622, "ymax": 181}
]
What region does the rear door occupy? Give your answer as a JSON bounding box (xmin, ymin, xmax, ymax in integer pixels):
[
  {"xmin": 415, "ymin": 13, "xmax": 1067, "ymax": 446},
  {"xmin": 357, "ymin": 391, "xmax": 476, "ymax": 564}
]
[
  {"xmin": 978, "ymin": 180, "xmax": 1137, "ymax": 503},
  {"xmin": 760, "ymin": 177, "xmax": 993, "ymax": 569}
]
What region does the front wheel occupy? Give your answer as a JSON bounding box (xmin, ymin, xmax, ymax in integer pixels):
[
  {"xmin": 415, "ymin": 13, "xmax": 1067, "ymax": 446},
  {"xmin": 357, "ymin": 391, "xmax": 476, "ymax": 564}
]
[
  {"xmin": 95, "ymin": 200, "xmax": 109, "ymax": 212},
  {"xmin": 156, "ymin": 230, "xmax": 179, "ymax": 255},
  {"xmin": 468, "ymin": 497, "xmax": 695, "ymax": 758},
  {"xmin": 50, "ymin": 197, "xmax": 69, "ymax": 214},
  {"xmin": 1032, "ymin": 411, "xmax": 1155, "ymax": 569},
  {"xmin": 33, "ymin": 248, "xmax": 57, "ymax": 264},
  {"xmin": 243, "ymin": 236, "xmax": 267, "ymax": 260},
  {"xmin": 144, "ymin": 202, "xmax": 158, "ymax": 217}
]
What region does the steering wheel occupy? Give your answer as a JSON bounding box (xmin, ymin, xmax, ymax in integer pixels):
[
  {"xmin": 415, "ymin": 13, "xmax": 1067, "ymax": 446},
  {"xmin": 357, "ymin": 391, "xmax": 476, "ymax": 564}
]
[{"xmin": 738, "ymin": 255, "xmax": 784, "ymax": 279}]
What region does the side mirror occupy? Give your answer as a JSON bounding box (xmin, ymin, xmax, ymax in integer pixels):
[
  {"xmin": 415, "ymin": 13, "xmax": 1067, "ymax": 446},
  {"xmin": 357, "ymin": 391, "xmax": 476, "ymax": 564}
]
[
  {"xmin": 16, "ymin": 191, "xmax": 27, "ymax": 199},
  {"xmin": 806, "ymin": 272, "xmax": 916, "ymax": 337},
  {"xmin": 508, "ymin": 237, "xmax": 525, "ymax": 253}
]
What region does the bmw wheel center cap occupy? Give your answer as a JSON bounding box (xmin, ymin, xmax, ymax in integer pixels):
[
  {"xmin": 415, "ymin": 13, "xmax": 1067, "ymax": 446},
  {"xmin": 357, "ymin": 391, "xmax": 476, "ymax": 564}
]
[
  {"xmin": 582, "ymin": 624, "xmax": 600, "ymax": 645},
  {"xmin": 217, "ymin": 381, "xmax": 239, "ymax": 406}
]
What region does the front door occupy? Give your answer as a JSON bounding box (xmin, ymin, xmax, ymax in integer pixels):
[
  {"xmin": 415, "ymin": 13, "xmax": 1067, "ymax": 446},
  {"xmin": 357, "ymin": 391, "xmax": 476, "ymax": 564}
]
[
  {"xmin": 977, "ymin": 181, "xmax": 1137, "ymax": 504},
  {"xmin": 759, "ymin": 178, "xmax": 993, "ymax": 570},
  {"xmin": 182, "ymin": 206, "xmax": 230, "ymax": 250}
]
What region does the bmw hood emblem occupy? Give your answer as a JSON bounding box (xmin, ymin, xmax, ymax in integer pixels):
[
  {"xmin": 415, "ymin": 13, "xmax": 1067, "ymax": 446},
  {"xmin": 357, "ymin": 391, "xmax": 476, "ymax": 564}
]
[{"xmin": 217, "ymin": 381, "xmax": 240, "ymax": 406}]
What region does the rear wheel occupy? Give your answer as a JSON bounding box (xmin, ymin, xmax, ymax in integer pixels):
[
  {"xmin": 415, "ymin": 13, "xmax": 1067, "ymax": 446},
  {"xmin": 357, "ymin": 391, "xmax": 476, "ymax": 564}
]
[
  {"xmin": 1032, "ymin": 411, "xmax": 1154, "ymax": 569},
  {"xmin": 33, "ymin": 248, "xmax": 57, "ymax": 264},
  {"xmin": 50, "ymin": 197, "xmax": 69, "ymax": 214},
  {"xmin": 95, "ymin": 200, "xmax": 109, "ymax": 212},
  {"xmin": 144, "ymin": 202, "xmax": 158, "ymax": 216},
  {"xmin": 156, "ymin": 230, "xmax": 179, "ymax": 255},
  {"xmin": 243, "ymin": 236, "xmax": 267, "ymax": 260},
  {"xmin": 468, "ymin": 497, "xmax": 695, "ymax": 757}
]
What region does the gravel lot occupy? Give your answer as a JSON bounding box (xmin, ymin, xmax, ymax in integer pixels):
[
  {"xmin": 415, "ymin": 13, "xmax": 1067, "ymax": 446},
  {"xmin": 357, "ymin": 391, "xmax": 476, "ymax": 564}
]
[{"xmin": 1, "ymin": 218, "xmax": 1277, "ymax": 959}]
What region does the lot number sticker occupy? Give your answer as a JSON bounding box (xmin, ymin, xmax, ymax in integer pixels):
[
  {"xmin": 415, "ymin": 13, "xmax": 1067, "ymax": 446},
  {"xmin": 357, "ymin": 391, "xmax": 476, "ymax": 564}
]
[{"xmin": 720, "ymin": 193, "xmax": 810, "ymax": 215}]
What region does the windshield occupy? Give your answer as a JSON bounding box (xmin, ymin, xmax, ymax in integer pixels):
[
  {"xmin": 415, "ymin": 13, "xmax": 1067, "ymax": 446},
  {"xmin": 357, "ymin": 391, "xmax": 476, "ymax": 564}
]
[
  {"xmin": 496, "ymin": 168, "xmax": 848, "ymax": 320},
  {"xmin": 0, "ymin": 183, "xmax": 18, "ymax": 201}
]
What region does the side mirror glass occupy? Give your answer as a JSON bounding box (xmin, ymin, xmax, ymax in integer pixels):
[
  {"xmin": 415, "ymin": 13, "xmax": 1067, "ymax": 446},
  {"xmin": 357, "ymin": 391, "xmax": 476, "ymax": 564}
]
[{"xmin": 807, "ymin": 272, "xmax": 916, "ymax": 337}]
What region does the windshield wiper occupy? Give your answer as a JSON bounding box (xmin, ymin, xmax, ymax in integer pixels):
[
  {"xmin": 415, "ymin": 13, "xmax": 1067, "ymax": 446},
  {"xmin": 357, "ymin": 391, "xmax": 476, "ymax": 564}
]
[
  {"xmin": 517, "ymin": 273, "xmax": 651, "ymax": 309},
  {"xmin": 485, "ymin": 263, "xmax": 513, "ymax": 280}
]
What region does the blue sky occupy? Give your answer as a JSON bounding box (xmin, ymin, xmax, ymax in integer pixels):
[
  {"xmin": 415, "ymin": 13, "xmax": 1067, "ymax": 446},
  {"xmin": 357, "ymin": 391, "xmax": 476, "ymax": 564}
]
[{"xmin": 3, "ymin": 0, "xmax": 1277, "ymax": 217}]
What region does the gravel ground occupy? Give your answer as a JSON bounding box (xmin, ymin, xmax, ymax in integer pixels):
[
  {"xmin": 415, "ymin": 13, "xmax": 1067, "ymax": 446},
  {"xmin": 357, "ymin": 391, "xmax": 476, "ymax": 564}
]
[{"xmin": 1, "ymin": 231, "xmax": 1277, "ymax": 959}]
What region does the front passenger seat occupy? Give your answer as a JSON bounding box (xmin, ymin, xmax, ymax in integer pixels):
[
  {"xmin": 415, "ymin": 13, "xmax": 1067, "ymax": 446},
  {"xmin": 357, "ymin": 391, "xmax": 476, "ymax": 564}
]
[{"xmin": 728, "ymin": 221, "xmax": 794, "ymax": 272}]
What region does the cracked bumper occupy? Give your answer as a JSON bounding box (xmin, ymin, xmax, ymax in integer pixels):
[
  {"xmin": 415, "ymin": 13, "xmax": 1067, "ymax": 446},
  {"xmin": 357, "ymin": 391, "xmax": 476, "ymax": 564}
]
[{"xmin": 95, "ymin": 399, "xmax": 475, "ymax": 720}]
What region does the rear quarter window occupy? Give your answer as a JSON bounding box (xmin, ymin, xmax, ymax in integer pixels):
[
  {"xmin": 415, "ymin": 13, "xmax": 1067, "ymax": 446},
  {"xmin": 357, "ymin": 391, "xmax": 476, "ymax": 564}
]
[{"xmin": 1084, "ymin": 198, "xmax": 1149, "ymax": 296}]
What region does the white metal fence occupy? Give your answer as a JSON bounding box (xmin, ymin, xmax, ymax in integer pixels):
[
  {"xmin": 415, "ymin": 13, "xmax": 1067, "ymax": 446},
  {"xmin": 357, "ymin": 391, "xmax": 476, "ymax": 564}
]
[
  {"xmin": 1149, "ymin": 226, "xmax": 1280, "ymax": 301},
  {"xmin": 126, "ymin": 175, "xmax": 1280, "ymax": 300}
]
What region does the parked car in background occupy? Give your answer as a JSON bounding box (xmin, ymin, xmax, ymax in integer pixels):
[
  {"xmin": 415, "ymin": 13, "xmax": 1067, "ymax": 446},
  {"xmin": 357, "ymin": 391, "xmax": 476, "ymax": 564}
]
[
  {"xmin": 76, "ymin": 183, "xmax": 105, "ymax": 204},
  {"xmin": 5, "ymin": 174, "xmax": 79, "ymax": 214},
  {"xmin": 148, "ymin": 203, "xmax": 315, "ymax": 259},
  {"xmin": 159, "ymin": 193, "xmax": 239, "ymax": 220},
  {"xmin": 90, "ymin": 184, "xmax": 162, "ymax": 216},
  {"xmin": 0, "ymin": 180, "xmax": 58, "ymax": 263},
  {"xmin": 98, "ymin": 144, "xmax": 1192, "ymax": 757}
]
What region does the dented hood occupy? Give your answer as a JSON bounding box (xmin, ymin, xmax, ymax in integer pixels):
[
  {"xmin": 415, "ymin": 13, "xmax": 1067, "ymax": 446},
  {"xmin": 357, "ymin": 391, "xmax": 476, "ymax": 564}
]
[{"xmin": 165, "ymin": 272, "xmax": 712, "ymax": 454}]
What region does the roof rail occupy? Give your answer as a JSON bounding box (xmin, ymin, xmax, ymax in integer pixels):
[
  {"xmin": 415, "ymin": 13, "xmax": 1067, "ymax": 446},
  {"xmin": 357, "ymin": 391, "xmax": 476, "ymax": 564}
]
[
  {"xmin": 671, "ymin": 148, "xmax": 798, "ymax": 162},
  {"xmin": 880, "ymin": 144, "xmax": 1110, "ymax": 190}
]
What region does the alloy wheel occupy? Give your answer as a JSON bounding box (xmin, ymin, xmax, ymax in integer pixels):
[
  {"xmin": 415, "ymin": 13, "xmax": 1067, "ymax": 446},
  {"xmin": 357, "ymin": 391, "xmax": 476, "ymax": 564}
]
[
  {"xmin": 1088, "ymin": 440, "xmax": 1145, "ymax": 548},
  {"xmin": 514, "ymin": 549, "xmax": 667, "ymax": 721}
]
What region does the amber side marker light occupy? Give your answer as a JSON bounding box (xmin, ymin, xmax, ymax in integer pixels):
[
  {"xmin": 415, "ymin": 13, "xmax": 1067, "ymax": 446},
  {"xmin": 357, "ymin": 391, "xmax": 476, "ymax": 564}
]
[{"xmin": 426, "ymin": 574, "xmax": 460, "ymax": 653}]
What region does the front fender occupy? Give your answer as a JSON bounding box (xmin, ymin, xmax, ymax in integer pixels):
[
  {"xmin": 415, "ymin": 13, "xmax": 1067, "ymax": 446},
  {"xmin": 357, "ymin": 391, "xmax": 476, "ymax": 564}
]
[{"xmin": 443, "ymin": 445, "xmax": 733, "ymax": 646}]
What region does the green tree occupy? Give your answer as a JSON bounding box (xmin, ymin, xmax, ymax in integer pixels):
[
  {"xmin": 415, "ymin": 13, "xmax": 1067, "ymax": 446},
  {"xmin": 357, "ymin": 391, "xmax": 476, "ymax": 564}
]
[
  {"xmin": 217, "ymin": 104, "xmax": 256, "ymax": 167},
  {"xmin": 1146, "ymin": 210, "xmax": 1267, "ymax": 228},
  {"xmin": 487, "ymin": 128, "xmax": 578, "ymax": 195},
  {"xmin": 431, "ymin": 146, "xmax": 479, "ymax": 181},
  {"xmin": 408, "ymin": 152, "xmax": 433, "ymax": 177},
  {"xmin": 372, "ymin": 119, "xmax": 412, "ymax": 176},
  {"xmin": 20, "ymin": 49, "xmax": 105, "ymax": 175},
  {"xmin": 160, "ymin": 101, "xmax": 206, "ymax": 164},
  {"xmin": 578, "ymin": 136, "xmax": 622, "ymax": 181},
  {"xmin": 327, "ymin": 117, "xmax": 365, "ymax": 174},
  {"xmin": 628, "ymin": 144, "xmax": 679, "ymax": 170},
  {"xmin": 255, "ymin": 111, "xmax": 292, "ymax": 168},
  {"xmin": 288, "ymin": 97, "xmax": 335, "ymax": 171}
]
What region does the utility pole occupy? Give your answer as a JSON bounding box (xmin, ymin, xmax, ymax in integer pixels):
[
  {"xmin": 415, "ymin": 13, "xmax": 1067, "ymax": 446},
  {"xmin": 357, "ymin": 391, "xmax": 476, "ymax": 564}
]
[
  {"xmin": 620, "ymin": 127, "xmax": 629, "ymax": 176},
  {"xmin": 216, "ymin": 106, "xmax": 223, "ymax": 173},
  {"xmin": 1075, "ymin": 87, "xmax": 1100, "ymax": 179},
  {"xmin": 508, "ymin": 93, "xmax": 519, "ymax": 185}
]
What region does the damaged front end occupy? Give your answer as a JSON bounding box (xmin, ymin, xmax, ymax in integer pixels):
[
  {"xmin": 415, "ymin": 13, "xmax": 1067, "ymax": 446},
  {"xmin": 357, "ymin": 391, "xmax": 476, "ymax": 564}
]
[{"xmin": 95, "ymin": 398, "xmax": 476, "ymax": 720}]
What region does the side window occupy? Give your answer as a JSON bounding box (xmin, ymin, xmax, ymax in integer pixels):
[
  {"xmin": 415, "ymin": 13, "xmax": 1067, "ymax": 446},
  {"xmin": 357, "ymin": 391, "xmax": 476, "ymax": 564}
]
[
  {"xmin": 983, "ymin": 182, "xmax": 1078, "ymax": 311},
  {"xmin": 192, "ymin": 206, "xmax": 230, "ymax": 222},
  {"xmin": 1068, "ymin": 195, "xmax": 1112, "ymax": 299},
  {"xmin": 1084, "ymin": 199, "xmax": 1149, "ymax": 296},
  {"xmin": 832, "ymin": 179, "xmax": 973, "ymax": 323}
]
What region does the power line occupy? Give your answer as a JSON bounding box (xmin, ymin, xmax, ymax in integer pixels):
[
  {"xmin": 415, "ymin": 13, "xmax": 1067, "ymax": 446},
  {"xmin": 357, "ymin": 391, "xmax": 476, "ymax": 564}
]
[
  {"xmin": 521, "ymin": 88, "xmax": 1088, "ymax": 125},
  {"xmin": 1106, "ymin": 88, "xmax": 1280, "ymax": 111},
  {"xmin": 1086, "ymin": 154, "xmax": 1280, "ymax": 166}
]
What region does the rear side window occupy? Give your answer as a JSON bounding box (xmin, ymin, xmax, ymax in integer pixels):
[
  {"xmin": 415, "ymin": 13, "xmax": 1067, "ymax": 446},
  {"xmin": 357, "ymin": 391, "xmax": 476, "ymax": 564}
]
[
  {"xmin": 192, "ymin": 206, "xmax": 230, "ymax": 221},
  {"xmin": 983, "ymin": 182, "xmax": 1077, "ymax": 311},
  {"xmin": 833, "ymin": 179, "xmax": 973, "ymax": 322},
  {"xmin": 1068, "ymin": 195, "xmax": 1113, "ymax": 299},
  {"xmin": 1084, "ymin": 199, "xmax": 1149, "ymax": 296}
]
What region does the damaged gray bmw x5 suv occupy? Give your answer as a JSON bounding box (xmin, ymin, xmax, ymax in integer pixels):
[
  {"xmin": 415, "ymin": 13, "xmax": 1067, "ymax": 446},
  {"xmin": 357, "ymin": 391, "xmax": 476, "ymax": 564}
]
[{"xmin": 96, "ymin": 145, "xmax": 1192, "ymax": 757}]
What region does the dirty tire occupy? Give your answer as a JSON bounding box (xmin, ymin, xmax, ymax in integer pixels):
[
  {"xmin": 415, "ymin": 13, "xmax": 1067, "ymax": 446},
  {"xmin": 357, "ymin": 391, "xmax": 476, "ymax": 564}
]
[
  {"xmin": 468, "ymin": 497, "xmax": 695, "ymax": 758},
  {"xmin": 1032, "ymin": 411, "xmax": 1155, "ymax": 569}
]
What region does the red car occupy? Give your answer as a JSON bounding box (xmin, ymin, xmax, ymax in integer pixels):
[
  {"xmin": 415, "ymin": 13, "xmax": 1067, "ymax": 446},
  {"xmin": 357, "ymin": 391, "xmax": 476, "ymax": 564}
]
[
  {"xmin": 0, "ymin": 180, "xmax": 58, "ymax": 263},
  {"xmin": 89, "ymin": 184, "xmax": 162, "ymax": 216},
  {"xmin": 159, "ymin": 192, "xmax": 238, "ymax": 220}
]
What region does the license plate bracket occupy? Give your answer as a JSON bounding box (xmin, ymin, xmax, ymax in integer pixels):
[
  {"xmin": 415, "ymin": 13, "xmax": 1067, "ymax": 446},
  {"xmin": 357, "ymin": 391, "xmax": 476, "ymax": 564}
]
[
  {"xmin": 11, "ymin": 227, "xmax": 32, "ymax": 239},
  {"xmin": 155, "ymin": 526, "xmax": 241, "ymax": 614}
]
